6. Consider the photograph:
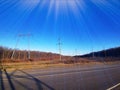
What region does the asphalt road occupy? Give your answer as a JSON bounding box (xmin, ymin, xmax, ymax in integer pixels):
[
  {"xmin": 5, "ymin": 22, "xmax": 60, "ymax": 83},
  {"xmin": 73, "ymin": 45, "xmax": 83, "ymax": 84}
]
[{"xmin": 1, "ymin": 64, "xmax": 120, "ymax": 90}]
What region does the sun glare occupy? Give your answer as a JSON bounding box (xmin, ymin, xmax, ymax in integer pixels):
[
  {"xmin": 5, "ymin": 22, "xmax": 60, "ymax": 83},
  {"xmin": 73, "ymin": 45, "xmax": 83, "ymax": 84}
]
[
  {"xmin": 50, "ymin": 0, "xmax": 85, "ymax": 18},
  {"xmin": 20, "ymin": 0, "xmax": 85, "ymax": 19}
]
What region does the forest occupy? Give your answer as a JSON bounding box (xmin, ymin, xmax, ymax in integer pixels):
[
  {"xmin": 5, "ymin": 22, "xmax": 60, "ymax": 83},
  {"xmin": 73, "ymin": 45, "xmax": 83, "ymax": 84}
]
[
  {"xmin": 0, "ymin": 46, "xmax": 120, "ymax": 63},
  {"xmin": 0, "ymin": 46, "xmax": 71, "ymax": 62}
]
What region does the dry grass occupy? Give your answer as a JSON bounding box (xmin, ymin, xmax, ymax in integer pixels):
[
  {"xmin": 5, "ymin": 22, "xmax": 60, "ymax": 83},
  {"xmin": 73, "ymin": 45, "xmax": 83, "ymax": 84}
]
[{"xmin": 1, "ymin": 60, "xmax": 120, "ymax": 71}]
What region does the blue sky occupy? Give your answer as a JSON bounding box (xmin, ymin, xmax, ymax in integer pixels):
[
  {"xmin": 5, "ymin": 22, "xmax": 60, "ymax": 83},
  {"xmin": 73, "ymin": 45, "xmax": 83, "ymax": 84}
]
[{"xmin": 0, "ymin": 0, "xmax": 120, "ymax": 55}]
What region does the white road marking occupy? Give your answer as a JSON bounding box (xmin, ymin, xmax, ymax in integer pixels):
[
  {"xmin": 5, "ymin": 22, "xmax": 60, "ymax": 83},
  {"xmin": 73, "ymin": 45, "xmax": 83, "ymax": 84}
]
[{"xmin": 107, "ymin": 83, "xmax": 120, "ymax": 90}]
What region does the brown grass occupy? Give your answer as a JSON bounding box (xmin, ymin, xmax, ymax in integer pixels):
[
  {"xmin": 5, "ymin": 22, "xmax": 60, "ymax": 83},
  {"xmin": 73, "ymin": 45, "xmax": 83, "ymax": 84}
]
[{"xmin": 1, "ymin": 59, "xmax": 120, "ymax": 71}]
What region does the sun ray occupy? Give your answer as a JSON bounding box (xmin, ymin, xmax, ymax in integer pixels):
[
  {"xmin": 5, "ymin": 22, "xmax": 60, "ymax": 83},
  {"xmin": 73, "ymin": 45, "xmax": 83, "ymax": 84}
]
[
  {"xmin": 91, "ymin": 0, "xmax": 120, "ymax": 25},
  {"xmin": 43, "ymin": 0, "xmax": 85, "ymax": 20},
  {"xmin": 20, "ymin": 0, "xmax": 40, "ymax": 7}
]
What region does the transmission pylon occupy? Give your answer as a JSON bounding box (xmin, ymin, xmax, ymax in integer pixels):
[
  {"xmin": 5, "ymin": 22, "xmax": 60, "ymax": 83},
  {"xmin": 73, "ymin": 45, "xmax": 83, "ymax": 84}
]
[
  {"xmin": 57, "ymin": 38, "xmax": 62, "ymax": 61},
  {"xmin": 74, "ymin": 49, "xmax": 78, "ymax": 63},
  {"xmin": 11, "ymin": 33, "xmax": 32, "ymax": 60}
]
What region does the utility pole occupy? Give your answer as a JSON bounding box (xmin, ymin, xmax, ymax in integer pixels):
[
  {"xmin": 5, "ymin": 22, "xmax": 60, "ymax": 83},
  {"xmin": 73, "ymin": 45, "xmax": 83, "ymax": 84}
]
[
  {"xmin": 103, "ymin": 47, "xmax": 106, "ymax": 58},
  {"xmin": 57, "ymin": 38, "xmax": 62, "ymax": 61},
  {"xmin": 103, "ymin": 46, "xmax": 107, "ymax": 63},
  {"xmin": 75, "ymin": 49, "xmax": 78, "ymax": 56},
  {"xmin": 11, "ymin": 37, "xmax": 20, "ymax": 60},
  {"xmin": 11, "ymin": 33, "xmax": 31, "ymax": 60},
  {"xmin": 92, "ymin": 47, "xmax": 94, "ymax": 58},
  {"xmin": 74, "ymin": 49, "xmax": 78, "ymax": 63}
]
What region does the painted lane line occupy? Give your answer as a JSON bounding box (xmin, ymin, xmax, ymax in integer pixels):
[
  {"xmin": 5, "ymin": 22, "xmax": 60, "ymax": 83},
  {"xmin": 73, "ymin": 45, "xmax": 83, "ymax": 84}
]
[{"xmin": 107, "ymin": 83, "xmax": 120, "ymax": 90}]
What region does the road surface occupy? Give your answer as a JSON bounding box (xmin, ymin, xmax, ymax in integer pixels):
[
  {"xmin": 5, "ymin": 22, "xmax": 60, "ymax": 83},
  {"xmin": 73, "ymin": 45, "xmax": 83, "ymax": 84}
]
[{"xmin": 0, "ymin": 64, "xmax": 120, "ymax": 90}]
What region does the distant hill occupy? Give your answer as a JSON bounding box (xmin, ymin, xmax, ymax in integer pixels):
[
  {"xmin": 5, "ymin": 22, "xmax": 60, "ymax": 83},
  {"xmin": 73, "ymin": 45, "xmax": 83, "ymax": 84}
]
[
  {"xmin": 80, "ymin": 47, "xmax": 120, "ymax": 57},
  {"xmin": 75, "ymin": 47, "xmax": 120, "ymax": 61}
]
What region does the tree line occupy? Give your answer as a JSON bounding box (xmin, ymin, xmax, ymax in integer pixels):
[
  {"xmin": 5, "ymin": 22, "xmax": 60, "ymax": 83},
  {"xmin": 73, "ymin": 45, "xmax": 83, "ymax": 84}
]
[{"xmin": 0, "ymin": 46, "xmax": 70, "ymax": 62}]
